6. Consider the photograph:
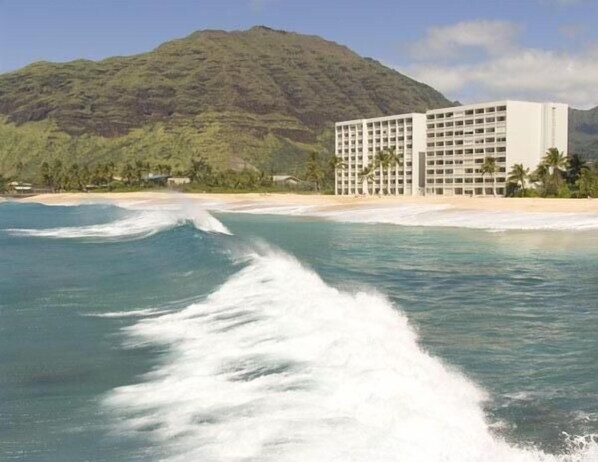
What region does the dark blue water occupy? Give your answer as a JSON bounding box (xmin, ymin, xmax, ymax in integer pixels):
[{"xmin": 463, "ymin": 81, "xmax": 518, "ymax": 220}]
[{"xmin": 1, "ymin": 202, "xmax": 597, "ymax": 461}]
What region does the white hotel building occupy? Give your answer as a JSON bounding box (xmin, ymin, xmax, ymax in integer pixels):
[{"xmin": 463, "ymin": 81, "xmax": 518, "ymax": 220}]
[
  {"xmin": 335, "ymin": 100, "xmax": 568, "ymax": 196},
  {"xmin": 335, "ymin": 114, "xmax": 427, "ymax": 196}
]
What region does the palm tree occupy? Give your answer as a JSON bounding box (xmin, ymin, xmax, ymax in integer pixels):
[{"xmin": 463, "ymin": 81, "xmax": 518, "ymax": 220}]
[
  {"xmin": 133, "ymin": 160, "xmax": 148, "ymax": 185},
  {"xmin": 40, "ymin": 161, "xmax": 52, "ymax": 189},
  {"xmin": 385, "ymin": 147, "xmax": 401, "ymax": 195},
  {"xmin": 359, "ymin": 165, "xmax": 375, "ymax": 195},
  {"xmin": 373, "ymin": 149, "xmax": 390, "ymax": 194},
  {"xmin": 531, "ymin": 163, "xmax": 549, "ymax": 195},
  {"xmin": 121, "ymin": 163, "xmax": 134, "ymax": 185},
  {"xmin": 577, "ymin": 166, "xmax": 598, "ymax": 198},
  {"xmin": 188, "ymin": 157, "xmax": 213, "ymax": 184},
  {"xmin": 480, "ymin": 156, "xmax": 498, "ymax": 196},
  {"xmin": 566, "ymin": 153, "xmax": 587, "ymax": 185},
  {"xmin": 507, "ymin": 163, "xmax": 530, "ymax": 196},
  {"xmin": 305, "ymin": 152, "xmax": 324, "ymax": 192},
  {"xmin": 329, "ymin": 155, "xmax": 347, "ymax": 171},
  {"xmin": 542, "ymin": 148, "xmax": 568, "ymax": 195},
  {"xmin": 329, "ymin": 155, "xmax": 347, "ymax": 195}
]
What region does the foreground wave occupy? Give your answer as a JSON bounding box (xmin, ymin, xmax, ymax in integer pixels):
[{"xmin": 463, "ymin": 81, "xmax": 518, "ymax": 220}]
[
  {"xmin": 7, "ymin": 206, "xmax": 231, "ymax": 240},
  {"xmin": 105, "ymin": 249, "xmax": 597, "ymax": 462}
]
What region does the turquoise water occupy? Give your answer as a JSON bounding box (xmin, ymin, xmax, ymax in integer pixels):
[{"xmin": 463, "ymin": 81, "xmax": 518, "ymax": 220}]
[{"xmin": 1, "ymin": 202, "xmax": 597, "ymax": 461}]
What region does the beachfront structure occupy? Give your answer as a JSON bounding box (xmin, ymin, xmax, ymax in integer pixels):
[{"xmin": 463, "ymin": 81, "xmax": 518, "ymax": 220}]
[
  {"xmin": 335, "ymin": 100, "xmax": 568, "ymax": 196},
  {"xmin": 334, "ymin": 113, "xmax": 427, "ymax": 195},
  {"xmin": 424, "ymin": 101, "xmax": 568, "ymax": 196}
]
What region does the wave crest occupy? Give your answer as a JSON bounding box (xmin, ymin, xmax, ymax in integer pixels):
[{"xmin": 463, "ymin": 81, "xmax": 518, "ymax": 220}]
[
  {"xmin": 7, "ymin": 206, "xmax": 231, "ymax": 240},
  {"xmin": 105, "ymin": 249, "xmax": 597, "ymax": 461}
]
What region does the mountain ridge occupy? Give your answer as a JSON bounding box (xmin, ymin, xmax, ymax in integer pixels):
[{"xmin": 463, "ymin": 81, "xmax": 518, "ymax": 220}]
[
  {"xmin": 0, "ymin": 26, "xmax": 596, "ymax": 181},
  {"xmin": 570, "ymin": 106, "xmax": 598, "ymax": 161}
]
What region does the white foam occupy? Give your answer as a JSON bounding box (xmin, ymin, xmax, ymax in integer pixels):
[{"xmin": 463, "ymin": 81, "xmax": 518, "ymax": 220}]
[
  {"xmin": 316, "ymin": 205, "xmax": 598, "ymax": 231},
  {"xmin": 210, "ymin": 201, "xmax": 598, "ymax": 231},
  {"xmin": 84, "ymin": 308, "xmax": 173, "ymax": 318},
  {"xmin": 105, "ymin": 249, "xmax": 597, "ymax": 461},
  {"xmin": 7, "ymin": 206, "xmax": 231, "ymax": 239}
]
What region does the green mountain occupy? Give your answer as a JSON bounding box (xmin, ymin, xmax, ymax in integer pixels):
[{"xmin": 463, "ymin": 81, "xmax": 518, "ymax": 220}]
[
  {"xmin": 0, "ymin": 26, "xmax": 451, "ymax": 179},
  {"xmin": 570, "ymin": 107, "xmax": 598, "ymax": 162}
]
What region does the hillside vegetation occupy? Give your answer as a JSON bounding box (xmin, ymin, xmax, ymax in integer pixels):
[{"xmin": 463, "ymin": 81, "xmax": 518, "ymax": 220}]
[
  {"xmin": 570, "ymin": 107, "xmax": 598, "ymax": 161},
  {"xmin": 0, "ymin": 26, "xmax": 450, "ymax": 180}
]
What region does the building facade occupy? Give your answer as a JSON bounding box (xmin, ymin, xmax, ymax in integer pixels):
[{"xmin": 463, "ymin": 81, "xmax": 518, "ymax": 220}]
[
  {"xmin": 335, "ymin": 100, "xmax": 568, "ymax": 196},
  {"xmin": 424, "ymin": 101, "xmax": 568, "ymax": 196},
  {"xmin": 335, "ymin": 114, "xmax": 427, "ymax": 196}
]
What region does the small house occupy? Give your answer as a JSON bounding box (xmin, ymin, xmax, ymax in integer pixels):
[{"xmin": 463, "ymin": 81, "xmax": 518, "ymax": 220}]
[{"xmin": 272, "ymin": 175, "xmax": 301, "ymax": 187}]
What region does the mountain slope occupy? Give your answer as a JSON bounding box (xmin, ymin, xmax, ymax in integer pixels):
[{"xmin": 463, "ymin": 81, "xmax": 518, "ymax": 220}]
[
  {"xmin": 0, "ymin": 26, "xmax": 451, "ymax": 178},
  {"xmin": 570, "ymin": 107, "xmax": 598, "ymax": 161}
]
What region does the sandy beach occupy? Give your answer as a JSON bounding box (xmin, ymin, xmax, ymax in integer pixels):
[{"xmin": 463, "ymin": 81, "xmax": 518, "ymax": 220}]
[
  {"xmin": 5, "ymin": 192, "xmax": 598, "ymax": 231},
  {"xmin": 11, "ymin": 191, "xmax": 598, "ymax": 214}
]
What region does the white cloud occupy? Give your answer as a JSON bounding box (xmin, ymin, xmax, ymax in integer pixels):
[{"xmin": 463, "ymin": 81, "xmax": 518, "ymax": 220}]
[
  {"xmin": 408, "ymin": 20, "xmax": 522, "ymax": 61},
  {"xmin": 400, "ymin": 20, "xmax": 598, "ymax": 109}
]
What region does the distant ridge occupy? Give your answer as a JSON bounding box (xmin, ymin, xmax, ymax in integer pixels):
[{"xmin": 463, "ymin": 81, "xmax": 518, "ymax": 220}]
[
  {"xmin": 570, "ymin": 106, "xmax": 598, "ymax": 161},
  {"xmin": 2, "ymin": 26, "xmax": 594, "ymax": 178},
  {"xmin": 0, "ymin": 26, "xmax": 451, "ymax": 177}
]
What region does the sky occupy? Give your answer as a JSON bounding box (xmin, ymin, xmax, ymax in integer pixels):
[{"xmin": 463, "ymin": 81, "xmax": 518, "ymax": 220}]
[{"xmin": 1, "ymin": 0, "xmax": 597, "ymax": 108}]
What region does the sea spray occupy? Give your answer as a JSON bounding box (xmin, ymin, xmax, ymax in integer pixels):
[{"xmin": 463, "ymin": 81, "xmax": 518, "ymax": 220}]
[
  {"xmin": 7, "ymin": 205, "xmax": 231, "ymax": 240},
  {"xmin": 105, "ymin": 249, "xmax": 597, "ymax": 462}
]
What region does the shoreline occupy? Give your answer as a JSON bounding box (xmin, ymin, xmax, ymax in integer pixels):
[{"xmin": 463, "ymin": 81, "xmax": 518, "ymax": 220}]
[{"xmin": 9, "ymin": 191, "xmax": 598, "ymax": 214}]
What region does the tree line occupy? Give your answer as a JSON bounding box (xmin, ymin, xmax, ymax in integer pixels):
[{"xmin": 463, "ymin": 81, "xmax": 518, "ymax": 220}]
[
  {"xmin": 330, "ymin": 146, "xmax": 598, "ymax": 198},
  {"xmin": 506, "ymin": 148, "xmax": 597, "ymax": 198},
  {"xmin": 2, "ymin": 149, "xmax": 596, "ymax": 197}
]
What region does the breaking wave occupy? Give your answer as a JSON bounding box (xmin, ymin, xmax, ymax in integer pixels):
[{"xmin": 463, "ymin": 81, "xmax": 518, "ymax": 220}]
[
  {"xmin": 212, "ymin": 201, "xmax": 598, "ymax": 231},
  {"xmin": 105, "ymin": 249, "xmax": 597, "ymax": 461},
  {"xmin": 315, "ymin": 205, "xmax": 598, "ymax": 231},
  {"xmin": 7, "ymin": 206, "xmax": 231, "ymax": 240}
]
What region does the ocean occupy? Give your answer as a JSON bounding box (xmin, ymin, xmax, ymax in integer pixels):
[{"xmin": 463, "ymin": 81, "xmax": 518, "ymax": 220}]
[{"xmin": 1, "ymin": 200, "xmax": 597, "ymax": 461}]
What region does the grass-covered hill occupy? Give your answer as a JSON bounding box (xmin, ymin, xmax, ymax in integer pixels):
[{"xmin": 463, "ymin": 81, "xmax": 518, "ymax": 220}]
[
  {"xmin": 570, "ymin": 107, "xmax": 598, "ymax": 162},
  {"xmin": 0, "ymin": 26, "xmax": 451, "ymax": 179}
]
